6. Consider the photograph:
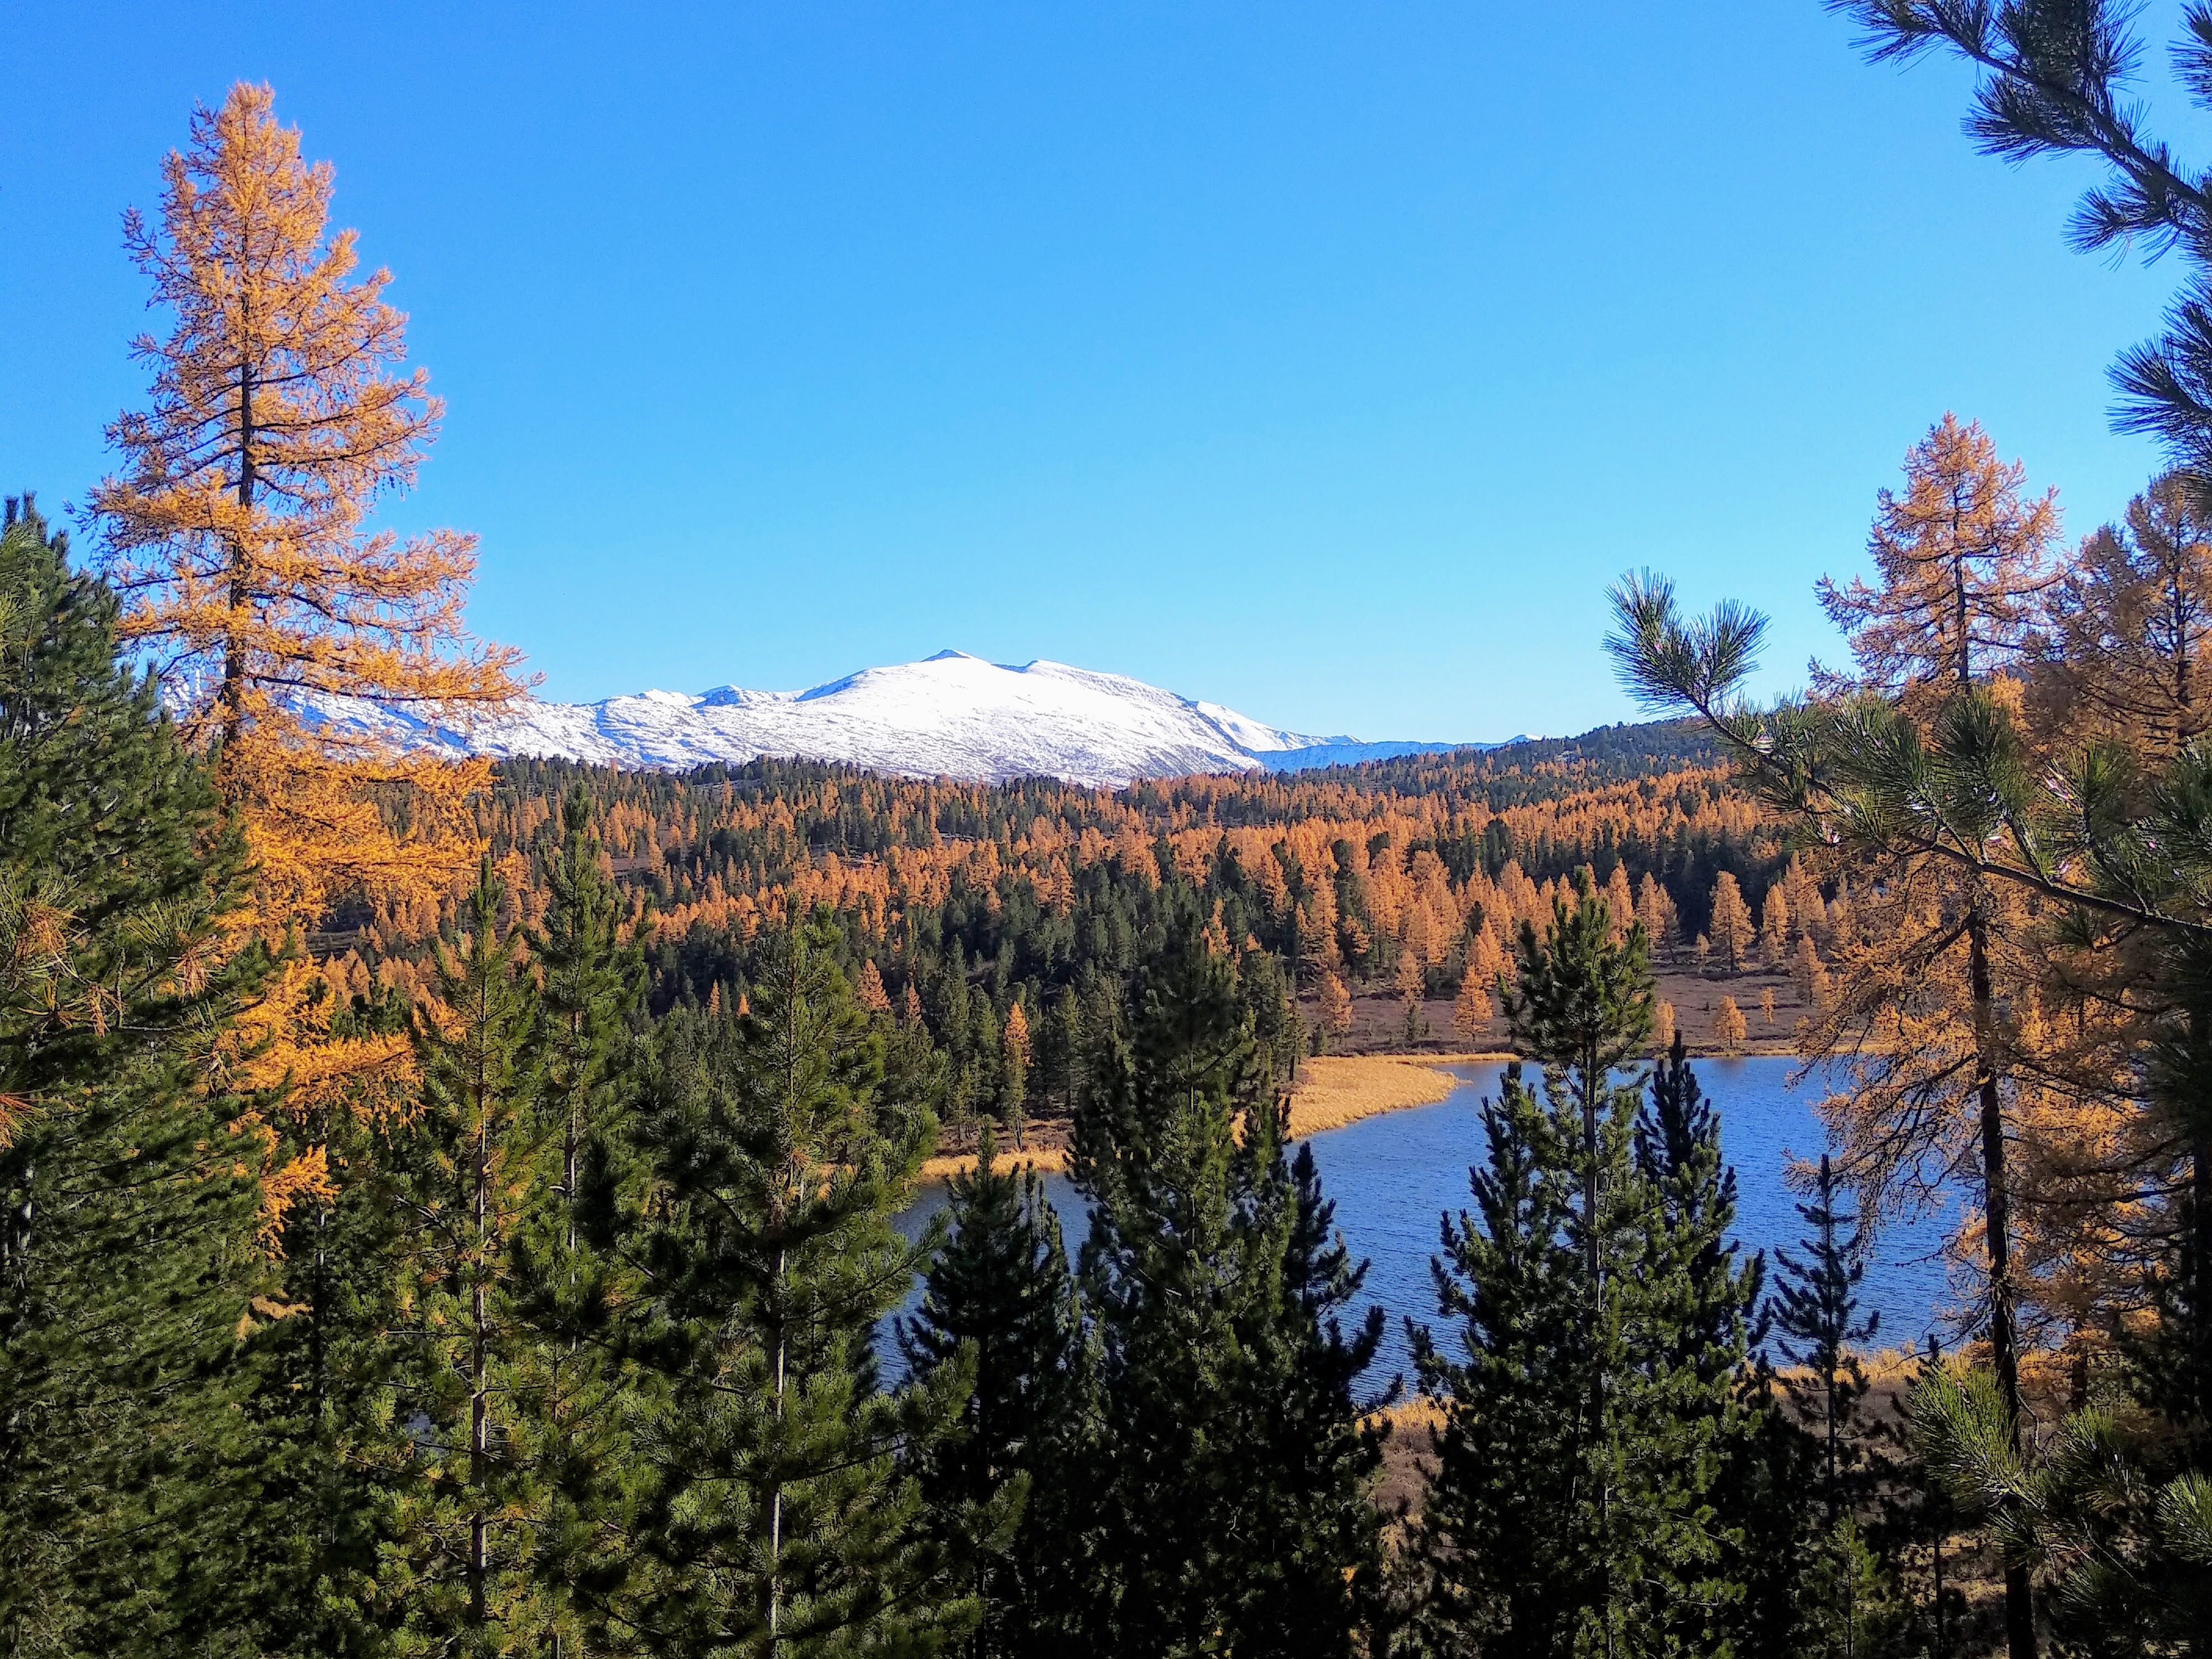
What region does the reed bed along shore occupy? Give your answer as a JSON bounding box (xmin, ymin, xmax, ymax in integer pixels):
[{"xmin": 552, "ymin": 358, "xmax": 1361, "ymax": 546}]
[
  {"xmin": 1283, "ymin": 1053, "xmax": 1488, "ymax": 1138},
  {"xmin": 918, "ymin": 1143, "xmax": 1071, "ymax": 1180}
]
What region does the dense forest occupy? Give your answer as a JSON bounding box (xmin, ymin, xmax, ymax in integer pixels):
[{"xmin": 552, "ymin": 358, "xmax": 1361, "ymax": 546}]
[
  {"xmin": 307, "ymin": 729, "xmax": 1785, "ymax": 1052},
  {"xmin": 280, "ymin": 731, "xmax": 1803, "ymax": 1145},
  {"xmin": 19, "ymin": 13, "xmax": 2212, "ymax": 1656},
  {"xmin": 0, "ymin": 477, "xmax": 1971, "ymax": 1653}
]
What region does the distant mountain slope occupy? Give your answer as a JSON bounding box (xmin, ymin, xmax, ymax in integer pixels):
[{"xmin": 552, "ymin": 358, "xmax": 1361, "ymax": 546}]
[{"xmin": 299, "ymin": 650, "xmax": 1488, "ymax": 787}]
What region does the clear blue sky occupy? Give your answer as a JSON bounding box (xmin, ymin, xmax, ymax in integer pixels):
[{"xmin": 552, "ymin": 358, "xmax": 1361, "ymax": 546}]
[{"xmin": 3, "ymin": 2, "xmax": 2197, "ymax": 740}]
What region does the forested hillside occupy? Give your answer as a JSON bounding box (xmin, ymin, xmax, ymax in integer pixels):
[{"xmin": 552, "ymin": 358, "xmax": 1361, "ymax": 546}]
[
  {"xmin": 304, "ymin": 724, "xmax": 1814, "ymax": 1128},
  {"xmin": 21, "ymin": 32, "xmax": 2212, "ymax": 1659}
]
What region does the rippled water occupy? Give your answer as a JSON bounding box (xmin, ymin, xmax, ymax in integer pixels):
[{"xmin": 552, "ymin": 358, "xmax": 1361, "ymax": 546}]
[{"xmin": 891, "ymin": 1057, "xmax": 1964, "ymax": 1387}]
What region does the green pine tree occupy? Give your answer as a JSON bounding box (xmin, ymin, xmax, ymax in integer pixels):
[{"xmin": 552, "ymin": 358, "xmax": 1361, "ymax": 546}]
[
  {"xmin": 1499, "ymin": 876, "xmax": 1660, "ymax": 1653},
  {"xmin": 1230, "ymin": 1098, "xmax": 1391, "ymax": 1656},
  {"xmin": 1411, "ymin": 878, "xmax": 1745, "ymax": 1654},
  {"xmin": 1633, "ymin": 1032, "xmax": 1765, "ymax": 1652},
  {"xmin": 898, "ymin": 1121, "xmax": 1080, "ymax": 1658},
  {"xmin": 1912, "ymin": 1363, "xmax": 2212, "ymax": 1653},
  {"xmin": 0, "ymin": 493, "xmax": 268, "ymax": 1657},
  {"xmin": 381, "ymin": 861, "xmax": 555, "ymax": 1653},
  {"xmin": 1404, "ymin": 1060, "xmax": 1592, "ymax": 1653},
  {"xmin": 1768, "ymin": 1152, "xmax": 1880, "ymax": 1524},
  {"xmin": 2135, "ymin": 933, "xmax": 2212, "ymax": 1475},
  {"xmin": 513, "ymin": 787, "xmax": 650, "ymax": 1655},
  {"xmin": 512, "ymin": 787, "xmax": 653, "ymax": 1655},
  {"xmin": 234, "ymin": 946, "xmax": 420, "ymax": 1659},
  {"xmin": 629, "ymin": 915, "xmax": 973, "ymax": 1657},
  {"xmin": 1037, "ymin": 989, "xmax": 1083, "ymax": 1119},
  {"xmin": 1719, "ymin": 1357, "xmax": 1825, "ymax": 1658},
  {"xmin": 1068, "ymin": 930, "xmax": 1384, "ymax": 1657},
  {"xmin": 1239, "ymin": 946, "xmax": 1300, "ymax": 1084}
]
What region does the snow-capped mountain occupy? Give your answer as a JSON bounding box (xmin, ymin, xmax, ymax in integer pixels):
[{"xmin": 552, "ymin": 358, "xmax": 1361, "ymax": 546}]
[{"xmin": 301, "ymin": 650, "xmax": 1479, "ymax": 788}]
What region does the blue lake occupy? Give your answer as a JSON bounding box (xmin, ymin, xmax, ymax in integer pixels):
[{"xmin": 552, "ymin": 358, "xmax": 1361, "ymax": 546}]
[{"xmin": 893, "ymin": 1057, "xmax": 1963, "ymax": 1388}]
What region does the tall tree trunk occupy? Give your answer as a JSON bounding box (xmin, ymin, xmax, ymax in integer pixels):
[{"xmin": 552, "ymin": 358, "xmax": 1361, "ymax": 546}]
[
  {"xmin": 769, "ymin": 1247, "xmax": 786, "ymax": 1648},
  {"xmin": 221, "ymin": 356, "xmax": 255, "ymax": 775},
  {"xmin": 1966, "ymin": 902, "xmax": 2036, "ymax": 1659},
  {"xmin": 2194, "ymin": 1129, "xmax": 2212, "ymax": 1430},
  {"xmin": 1578, "ymin": 1036, "xmax": 1609, "ymax": 1645},
  {"xmin": 469, "ymin": 1076, "xmax": 489, "ymax": 1630},
  {"xmin": 563, "ymin": 1008, "xmax": 581, "ymax": 1256}
]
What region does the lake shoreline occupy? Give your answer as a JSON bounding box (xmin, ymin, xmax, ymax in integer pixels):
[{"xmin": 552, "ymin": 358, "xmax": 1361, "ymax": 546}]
[
  {"xmin": 894, "ymin": 1055, "xmax": 1954, "ymax": 1386},
  {"xmin": 918, "ymin": 1044, "xmax": 1806, "ymax": 1180}
]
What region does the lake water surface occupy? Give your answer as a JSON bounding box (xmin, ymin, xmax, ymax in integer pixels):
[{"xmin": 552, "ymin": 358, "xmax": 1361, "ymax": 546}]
[{"xmin": 893, "ymin": 1057, "xmax": 1963, "ymax": 1387}]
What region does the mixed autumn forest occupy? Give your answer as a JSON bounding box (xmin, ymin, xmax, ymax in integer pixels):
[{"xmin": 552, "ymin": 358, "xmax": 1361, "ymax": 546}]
[{"xmin": 13, "ymin": 7, "xmax": 2212, "ymax": 1658}]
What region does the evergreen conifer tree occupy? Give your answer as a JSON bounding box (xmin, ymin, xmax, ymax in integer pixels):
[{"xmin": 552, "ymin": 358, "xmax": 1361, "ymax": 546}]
[
  {"xmin": 1770, "ymin": 1152, "xmax": 1880, "ymax": 1523},
  {"xmin": 0, "ymin": 494, "xmax": 268, "ymax": 1656},
  {"xmin": 512, "ymin": 787, "xmax": 651, "ymax": 1653},
  {"xmin": 1412, "ymin": 879, "xmax": 1746, "ymax": 1653},
  {"xmin": 629, "ymin": 916, "xmax": 973, "ymax": 1656},
  {"xmin": 1637, "ymin": 1032, "xmax": 1762, "ymax": 1379},
  {"xmin": 1068, "ymin": 931, "xmax": 1384, "ymax": 1657},
  {"xmin": 1719, "ymin": 1359, "xmax": 1826, "ymax": 1657},
  {"xmin": 1635, "ymin": 1032, "xmax": 1766, "ymax": 1650},
  {"xmin": 380, "ymin": 860, "xmax": 555, "ymax": 1651},
  {"xmin": 1228, "ymin": 1089, "xmax": 1391, "ymax": 1656},
  {"xmin": 898, "ymin": 1121, "xmax": 1082, "ymax": 1657},
  {"xmin": 1405, "ymin": 1061, "xmax": 1590, "ymax": 1652}
]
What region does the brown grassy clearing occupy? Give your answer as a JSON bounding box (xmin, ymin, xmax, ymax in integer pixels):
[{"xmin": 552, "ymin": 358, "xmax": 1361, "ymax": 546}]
[{"xmin": 1284, "ymin": 1054, "xmax": 1466, "ymax": 1138}]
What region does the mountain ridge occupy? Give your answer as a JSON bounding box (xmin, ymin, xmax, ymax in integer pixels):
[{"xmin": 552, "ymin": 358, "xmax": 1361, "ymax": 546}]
[{"xmin": 299, "ymin": 650, "xmax": 1495, "ymax": 787}]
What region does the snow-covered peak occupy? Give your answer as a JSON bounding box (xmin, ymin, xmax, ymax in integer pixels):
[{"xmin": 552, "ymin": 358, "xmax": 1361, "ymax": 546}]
[{"xmin": 297, "ymin": 652, "xmax": 1482, "ymax": 787}]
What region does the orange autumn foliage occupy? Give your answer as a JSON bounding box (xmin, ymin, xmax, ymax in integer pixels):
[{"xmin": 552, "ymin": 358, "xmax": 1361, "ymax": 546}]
[
  {"xmin": 1708, "ymin": 871, "xmax": 1754, "ymax": 974},
  {"xmin": 1715, "ymin": 996, "xmax": 1747, "ymax": 1054},
  {"xmin": 92, "ymin": 82, "xmax": 524, "ymax": 931},
  {"xmin": 1816, "ymin": 411, "xmax": 2061, "ymax": 713},
  {"xmin": 90, "ymin": 84, "xmax": 523, "ymax": 1241},
  {"xmin": 1452, "ymin": 975, "xmax": 1493, "ymax": 1044},
  {"xmin": 487, "ymin": 763, "xmax": 1770, "ymax": 978}
]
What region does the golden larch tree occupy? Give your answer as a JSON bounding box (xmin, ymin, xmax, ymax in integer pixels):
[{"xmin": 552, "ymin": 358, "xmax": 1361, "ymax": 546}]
[
  {"xmin": 1716, "ymin": 996, "xmax": 1747, "ymax": 1055},
  {"xmin": 1001, "ymin": 999, "xmax": 1031, "ymax": 1113},
  {"xmin": 1465, "ymin": 924, "xmax": 1507, "ymax": 993},
  {"xmin": 857, "ymin": 958, "xmax": 891, "ymax": 1014},
  {"xmin": 1452, "ymin": 974, "xmax": 1492, "ymax": 1045},
  {"xmin": 1794, "ymin": 933, "xmax": 1829, "ymax": 1008},
  {"xmin": 1758, "ymin": 883, "xmax": 1790, "ymax": 969},
  {"xmin": 1601, "ymin": 864, "xmax": 1636, "ymax": 945},
  {"xmin": 91, "ymin": 82, "xmax": 523, "ymax": 933},
  {"xmin": 1798, "ymin": 417, "xmax": 2068, "ymax": 1647},
  {"xmin": 1783, "ymin": 857, "xmax": 1827, "ymax": 945},
  {"xmin": 2034, "ymin": 469, "xmax": 2212, "ymax": 756},
  {"xmin": 1816, "ymin": 412, "xmax": 2060, "ymax": 713},
  {"xmin": 1707, "ymin": 872, "xmax": 1754, "ymax": 973},
  {"xmin": 1635, "ymin": 873, "xmax": 1677, "ymax": 961},
  {"xmin": 1318, "ymin": 972, "xmax": 1353, "ymax": 1044},
  {"xmin": 90, "ymin": 82, "xmax": 524, "ymax": 1235},
  {"xmin": 1395, "ymin": 947, "xmax": 1425, "ymax": 1006}
]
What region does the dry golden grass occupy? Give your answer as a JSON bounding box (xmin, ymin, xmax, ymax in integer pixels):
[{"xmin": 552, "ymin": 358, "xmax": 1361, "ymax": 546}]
[
  {"xmin": 916, "ymin": 1054, "xmax": 1471, "ymax": 1181},
  {"xmin": 917, "ymin": 1146, "xmax": 1070, "ymax": 1181},
  {"xmin": 1286, "ymin": 1055, "xmax": 1465, "ymax": 1138}
]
